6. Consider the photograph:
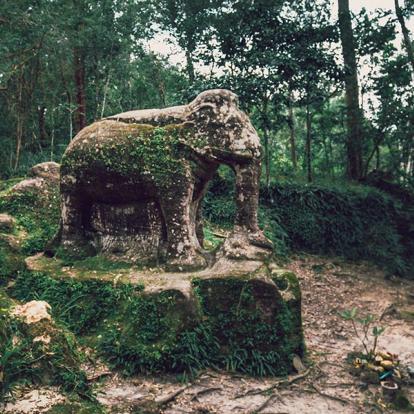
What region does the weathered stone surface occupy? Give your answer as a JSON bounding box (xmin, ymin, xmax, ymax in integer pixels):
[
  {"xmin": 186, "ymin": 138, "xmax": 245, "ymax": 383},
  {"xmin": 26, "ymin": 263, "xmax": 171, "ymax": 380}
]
[
  {"xmin": 12, "ymin": 300, "xmax": 52, "ymax": 324},
  {"xmin": 0, "ymin": 167, "xmax": 60, "ymax": 278},
  {"xmin": 0, "ymin": 213, "xmax": 15, "ymax": 233},
  {"xmin": 11, "ymin": 177, "xmax": 45, "ymax": 192},
  {"xmin": 11, "ymin": 162, "xmax": 60, "ymax": 194},
  {"xmin": 54, "ymin": 89, "xmax": 272, "ymax": 269}
]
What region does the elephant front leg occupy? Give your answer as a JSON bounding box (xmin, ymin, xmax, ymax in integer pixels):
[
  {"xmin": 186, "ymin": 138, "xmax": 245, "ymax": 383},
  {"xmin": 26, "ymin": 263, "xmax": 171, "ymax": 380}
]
[
  {"xmin": 160, "ymin": 185, "xmax": 207, "ymax": 271},
  {"xmin": 219, "ymin": 160, "xmax": 272, "ymax": 261}
]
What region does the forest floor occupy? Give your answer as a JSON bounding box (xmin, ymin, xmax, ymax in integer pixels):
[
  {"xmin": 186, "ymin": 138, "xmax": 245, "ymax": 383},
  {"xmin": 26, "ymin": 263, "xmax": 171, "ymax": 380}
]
[{"xmin": 3, "ymin": 254, "xmax": 414, "ymax": 414}]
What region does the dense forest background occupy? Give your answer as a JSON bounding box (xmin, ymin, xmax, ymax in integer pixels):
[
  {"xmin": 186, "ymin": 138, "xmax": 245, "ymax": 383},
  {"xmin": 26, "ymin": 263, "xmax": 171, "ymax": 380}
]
[{"xmin": 0, "ymin": 0, "xmax": 413, "ymax": 185}]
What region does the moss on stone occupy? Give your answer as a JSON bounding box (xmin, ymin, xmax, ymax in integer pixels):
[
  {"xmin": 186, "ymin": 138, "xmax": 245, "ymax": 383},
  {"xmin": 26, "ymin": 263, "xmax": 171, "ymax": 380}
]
[
  {"xmin": 0, "ymin": 176, "xmax": 60, "ymax": 286},
  {"xmin": 0, "ymin": 237, "xmax": 26, "ymax": 284},
  {"xmin": 271, "ymin": 269, "xmax": 301, "ymax": 300},
  {"xmin": 192, "ymin": 275, "xmax": 304, "ymax": 376},
  {"xmin": 270, "ymin": 269, "xmax": 305, "ymax": 358},
  {"xmin": 61, "ymin": 122, "xmax": 205, "ymax": 189}
]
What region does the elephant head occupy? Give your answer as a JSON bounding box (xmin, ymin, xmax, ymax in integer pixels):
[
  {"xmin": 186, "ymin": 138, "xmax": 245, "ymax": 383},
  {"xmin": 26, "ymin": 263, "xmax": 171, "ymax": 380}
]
[{"xmin": 185, "ymin": 90, "xmax": 273, "ymax": 257}]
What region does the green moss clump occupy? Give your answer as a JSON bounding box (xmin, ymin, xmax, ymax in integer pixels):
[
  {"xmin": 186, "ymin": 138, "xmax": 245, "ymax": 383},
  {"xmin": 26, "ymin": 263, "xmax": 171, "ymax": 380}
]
[
  {"xmin": 0, "ymin": 238, "xmax": 25, "ymax": 285},
  {"xmin": 0, "ymin": 178, "xmax": 23, "ymax": 193},
  {"xmin": 96, "ymin": 275, "xmax": 304, "ymax": 377},
  {"xmin": 46, "ymin": 401, "xmax": 106, "ymax": 414},
  {"xmin": 0, "ymin": 176, "xmax": 58, "ymax": 284},
  {"xmin": 99, "ymin": 289, "xmax": 208, "ymax": 375},
  {"xmin": 270, "ymin": 270, "xmax": 304, "ymax": 358}
]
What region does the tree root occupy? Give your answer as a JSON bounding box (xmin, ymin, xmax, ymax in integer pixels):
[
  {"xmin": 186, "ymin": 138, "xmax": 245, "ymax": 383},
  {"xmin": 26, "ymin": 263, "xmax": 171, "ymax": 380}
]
[
  {"xmin": 303, "ymin": 384, "xmax": 352, "ymax": 405},
  {"xmin": 155, "ymin": 384, "xmax": 192, "ymax": 406},
  {"xmin": 235, "ymin": 368, "xmax": 311, "ymax": 398},
  {"xmin": 191, "ymin": 386, "xmax": 222, "ymax": 401},
  {"xmin": 250, "ymin": 395, "xmax": 277, "ymax": 413}
]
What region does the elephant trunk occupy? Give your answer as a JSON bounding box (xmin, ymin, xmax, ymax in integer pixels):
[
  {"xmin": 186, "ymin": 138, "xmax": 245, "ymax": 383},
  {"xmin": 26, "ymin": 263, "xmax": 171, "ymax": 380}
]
[
  {"xmin": 222, "ymin": 158, "xmax": 273, "ymax": 256},
  {"xmin": 233, "ymin": 159, "xmax": 261, "ymax": 233}
]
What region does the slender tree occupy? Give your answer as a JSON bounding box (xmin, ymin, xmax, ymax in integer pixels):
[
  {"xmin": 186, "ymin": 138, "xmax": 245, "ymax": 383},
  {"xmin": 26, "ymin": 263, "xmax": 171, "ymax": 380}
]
[
  {"xmin": 287, "ymin": 90, "xmax": 298, "ymax": 170},
  {"xmin": 338, "ymin": 0, "xmax": 364, "ymax": 180},
  {"xmin": 394, "ymin": 0, "xmax": 414, "ymax": 74}
]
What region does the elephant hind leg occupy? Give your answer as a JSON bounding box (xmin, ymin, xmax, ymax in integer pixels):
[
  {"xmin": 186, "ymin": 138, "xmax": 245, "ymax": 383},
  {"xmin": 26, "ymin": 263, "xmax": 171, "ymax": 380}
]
[
  {"xmin": 59, "ymin": 191, "xmax": 96, "ymax": 259},
  {"xmin": 195, "ymin": 199, "xmax": 204, "ymax": 248}
]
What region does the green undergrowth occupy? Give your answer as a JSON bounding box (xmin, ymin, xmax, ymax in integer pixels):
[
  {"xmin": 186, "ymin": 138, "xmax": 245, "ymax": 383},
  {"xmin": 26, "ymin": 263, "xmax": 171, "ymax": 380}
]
[
  {"xmin": 46, "ymin": 400, "xmax": 106, "ymax": 414},
  {"xmin": 10, "ymin": 268, "xmax": 303, "ymax": 378},
  {"xmin": 191, "ymin": 276, "xmax": 303, "ymax": 376},
  {"xmin": 204, "ymin": 171, "xmax": 413, "ymax": 277},
  {"xmin": 10, "ymin": 270, "xmax": 142, "ymax": 335},
  {"xmin": 0, "ymin": 289, "xmax": 91, "ymax": 398},
  {"xmin": 0, "ymin": 178, "xmax": 23, "ymax": 192}
]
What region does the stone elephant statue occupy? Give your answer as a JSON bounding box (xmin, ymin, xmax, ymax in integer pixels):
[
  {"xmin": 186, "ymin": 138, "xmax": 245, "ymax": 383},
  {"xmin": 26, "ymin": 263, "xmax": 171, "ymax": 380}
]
[{"xmin": 52, "ymin": 89, "xmax": 272, "ymax": 270}]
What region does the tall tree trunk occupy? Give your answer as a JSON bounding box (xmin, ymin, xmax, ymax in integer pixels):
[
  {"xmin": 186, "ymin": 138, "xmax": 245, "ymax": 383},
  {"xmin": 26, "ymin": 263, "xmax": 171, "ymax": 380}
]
[
  {"xmin": 14, "ymin": 69, "xmax": 24, "ymax": 171},
  {"xmin": 288, "ymin": 92, "xmax": 298, "ymax": 170},
  {"xmin": 263, "ymin": 126, "xmax": 270, "ymax": 187},
  {"xmin": 322, "ymin": 135, "xmax": 332, "ymax": 176},
  {"xmin": 395, "ymin": 0, "xmax": 414, "ymax": 74},
  {"xmin": 305, "ymin": 103, "xmax": 312, "ymax": 183},
  {"xmin": 14, "ymin": 116, "xmax": 23, "ymax": 171},
  {"xmin": 185, "ymin": 48, "xmax": 195, "ymax": 84},
  {"xmin": 338, "ymin": 0, "xmax": 363, "ymax": 180},
  {"xmin": 375, "ymin": 146, "xmax": 380, "ymax": 170},
  {"xmin": 38, "ymin": 106, "xmax": 48, "ymax": 147},
  {"xmin": 100, "ymin": 71, "xmax": 111, "ymax": 118},
  {"xmin": 74, "ymin": 47, "xmax": 86, "ymax": 132}
]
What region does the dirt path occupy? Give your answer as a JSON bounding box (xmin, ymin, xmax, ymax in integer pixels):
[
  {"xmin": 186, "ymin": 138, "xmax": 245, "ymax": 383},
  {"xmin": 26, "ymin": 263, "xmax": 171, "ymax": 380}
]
[{"xmin": 3, "ymin": 255, "xmax": 414, "ymax": 413}]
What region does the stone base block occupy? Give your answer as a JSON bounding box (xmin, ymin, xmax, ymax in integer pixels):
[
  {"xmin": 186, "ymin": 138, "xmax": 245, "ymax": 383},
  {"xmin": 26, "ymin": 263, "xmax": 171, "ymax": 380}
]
[{"xmin": 16, "ymin": 255, "xmax": 304, "ymax": 376}]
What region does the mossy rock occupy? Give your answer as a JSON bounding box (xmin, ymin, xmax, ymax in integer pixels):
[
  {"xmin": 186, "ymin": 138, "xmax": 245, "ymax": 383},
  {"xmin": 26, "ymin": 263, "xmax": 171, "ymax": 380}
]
[
  {"xmin": 0, "ymin": 290, "xmax": 90, "ymax": 397},
  {"xmin": 12, "ymin": 255, "xmax": 304, "ymax": 377},
  {"xmin": 0, "ymin": 172, "xmax": 60, "ymax": 285}
]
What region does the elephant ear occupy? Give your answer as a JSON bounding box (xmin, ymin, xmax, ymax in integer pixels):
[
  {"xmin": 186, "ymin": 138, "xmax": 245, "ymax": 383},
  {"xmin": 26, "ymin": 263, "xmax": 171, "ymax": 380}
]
[{"xmin": 187, "ymin": 102, "xmax": 218, "ymax": 127}]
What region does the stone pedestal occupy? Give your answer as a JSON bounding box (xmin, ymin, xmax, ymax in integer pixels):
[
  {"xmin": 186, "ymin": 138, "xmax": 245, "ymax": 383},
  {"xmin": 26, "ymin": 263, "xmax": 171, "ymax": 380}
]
[{"xmin": 23, "ymin": 254, "xmax": 304, "ymax": 376}]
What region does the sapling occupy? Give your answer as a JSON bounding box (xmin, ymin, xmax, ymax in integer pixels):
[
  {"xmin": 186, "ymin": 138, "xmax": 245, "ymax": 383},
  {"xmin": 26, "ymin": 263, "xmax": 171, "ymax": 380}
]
[{"xmin": 340, "ymin": 307, "xmax": 385, "ymax": 360}]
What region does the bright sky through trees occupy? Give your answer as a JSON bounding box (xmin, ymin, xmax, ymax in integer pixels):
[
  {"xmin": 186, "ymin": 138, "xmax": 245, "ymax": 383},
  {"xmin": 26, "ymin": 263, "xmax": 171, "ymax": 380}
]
[{"xmin": 147, "ymin": 0, "xmax": 414, "ymax": 65}]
